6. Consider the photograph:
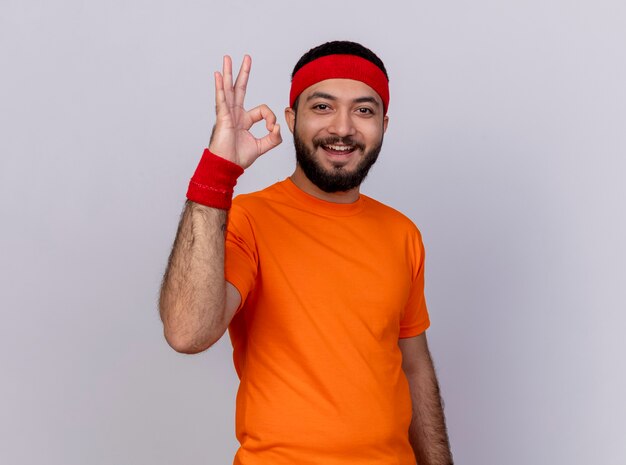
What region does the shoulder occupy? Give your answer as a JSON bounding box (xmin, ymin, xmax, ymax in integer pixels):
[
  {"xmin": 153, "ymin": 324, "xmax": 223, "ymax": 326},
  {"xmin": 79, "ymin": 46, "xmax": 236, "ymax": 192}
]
[
  {"xmin": 361, "ymin": 194, "xmax": 423, "ymax": 237},
  {"xmin": 231, "ymin": 180, "xmax": 289, "ymax": 212}
]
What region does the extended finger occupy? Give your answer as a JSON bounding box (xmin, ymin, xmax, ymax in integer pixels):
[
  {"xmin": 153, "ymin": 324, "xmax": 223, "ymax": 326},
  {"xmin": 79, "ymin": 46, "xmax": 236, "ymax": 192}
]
[
  {"xmin": 233, "ymin": 55, "xmax": 251, "ymax": 108},
  {"xmin": 214, "ymin": 71, "xmax": 229, "ymax": 120},
  {"xmin": 222, "ymin": 55, "xmax": 235, "ymax": 109}
]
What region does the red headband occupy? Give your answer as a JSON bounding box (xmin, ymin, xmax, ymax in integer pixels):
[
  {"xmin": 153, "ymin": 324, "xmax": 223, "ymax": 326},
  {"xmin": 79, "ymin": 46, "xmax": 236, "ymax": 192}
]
[{"xmin": 289, "ymin": 54, "xmax": 389, "ymax": 114}]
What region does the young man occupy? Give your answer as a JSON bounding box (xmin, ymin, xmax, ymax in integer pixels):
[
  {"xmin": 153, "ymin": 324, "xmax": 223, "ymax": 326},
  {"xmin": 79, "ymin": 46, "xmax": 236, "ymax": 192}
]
[{"xmin": 160, "ymin": 41, "xmax": 453, "ymax": 465}]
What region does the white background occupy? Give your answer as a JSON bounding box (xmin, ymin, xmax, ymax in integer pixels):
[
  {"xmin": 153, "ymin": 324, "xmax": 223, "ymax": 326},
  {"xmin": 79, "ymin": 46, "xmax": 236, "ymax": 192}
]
[{"xmin": 1, "ymin": 1, "xmax": 625, "ymax": 464}]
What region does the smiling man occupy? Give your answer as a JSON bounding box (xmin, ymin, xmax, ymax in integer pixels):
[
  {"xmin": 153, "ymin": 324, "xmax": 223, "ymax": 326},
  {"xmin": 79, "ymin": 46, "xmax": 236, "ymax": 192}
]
[{"xmin": 159, "ymin": 41, "xmax": 453, "ymax": 465}]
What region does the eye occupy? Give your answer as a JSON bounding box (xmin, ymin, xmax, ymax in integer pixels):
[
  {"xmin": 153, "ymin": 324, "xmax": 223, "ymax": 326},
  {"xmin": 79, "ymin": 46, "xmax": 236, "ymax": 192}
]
[
  {"xmin": 357, "ymin": 107, "xmax": 374, "ymax": 115},
  {"xmin": 313, "ymin": 103, "xmax": 330, "ymax": 111}
]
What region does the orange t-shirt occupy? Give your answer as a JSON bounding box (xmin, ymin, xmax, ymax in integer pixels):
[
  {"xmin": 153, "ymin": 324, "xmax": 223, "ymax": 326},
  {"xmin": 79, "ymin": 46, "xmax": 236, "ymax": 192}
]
[{"xmin": 225, "ymin": 179, "xmax": 429, "ymax": 465}]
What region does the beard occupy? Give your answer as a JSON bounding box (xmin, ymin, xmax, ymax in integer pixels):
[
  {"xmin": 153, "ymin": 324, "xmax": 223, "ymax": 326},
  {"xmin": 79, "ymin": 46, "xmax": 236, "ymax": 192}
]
[{"xmin": 293, "ymin": 129, "xmax": 383, "ymax": 193}]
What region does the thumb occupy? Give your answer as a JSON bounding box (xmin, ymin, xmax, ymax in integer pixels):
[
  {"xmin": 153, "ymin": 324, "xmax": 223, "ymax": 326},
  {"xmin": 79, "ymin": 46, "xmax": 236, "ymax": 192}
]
[{"xmin": 256, "ymin": 123, "xmax": 282, "ymax": 156}]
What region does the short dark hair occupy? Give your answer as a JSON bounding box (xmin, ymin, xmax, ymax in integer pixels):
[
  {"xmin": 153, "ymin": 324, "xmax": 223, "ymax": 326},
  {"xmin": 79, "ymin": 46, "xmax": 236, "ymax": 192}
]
[
  {"xmin": 290, "ymin": 41, "xmax": 388, "ymax": 112},
  {"xmin": 291, "ymin": 40, "xmax": 389, "ymax": 80}
]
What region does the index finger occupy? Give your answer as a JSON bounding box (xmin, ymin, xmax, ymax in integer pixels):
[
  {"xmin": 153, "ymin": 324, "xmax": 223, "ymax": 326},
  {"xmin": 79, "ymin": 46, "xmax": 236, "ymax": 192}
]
[{"xmin": 233, "ymin": 55, "xmax": 251, "ymax": 108}]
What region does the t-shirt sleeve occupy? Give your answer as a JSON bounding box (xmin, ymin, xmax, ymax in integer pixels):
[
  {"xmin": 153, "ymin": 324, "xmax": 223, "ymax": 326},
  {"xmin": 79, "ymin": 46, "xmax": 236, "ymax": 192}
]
[
  {"xmin": 399, "ymin": 227, "xmax": 431, "ymax": 338},
  {"xmin": 225, "ymin": 202, "xmax": 258, "ymax": 312}
]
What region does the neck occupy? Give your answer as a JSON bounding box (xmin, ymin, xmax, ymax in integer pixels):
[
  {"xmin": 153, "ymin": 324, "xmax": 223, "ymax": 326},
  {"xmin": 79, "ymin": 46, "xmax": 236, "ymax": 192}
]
[{"xmin": 290, "ymin": 166, "xmax": 361, "ymax": 204}]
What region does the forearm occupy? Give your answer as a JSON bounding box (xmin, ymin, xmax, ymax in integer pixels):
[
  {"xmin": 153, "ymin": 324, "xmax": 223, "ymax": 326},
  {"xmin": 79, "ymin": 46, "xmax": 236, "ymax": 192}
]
[
  {"xmin": 406, "ymin": 354, "xmax": 453, "ymax": 465},
  {"xmin": 159, "ymin": 200, "xmax": 228, "ymax": 353},
  {"xmin": 159, "ymin": 55, "xmax": 280, "ymax": 352}
]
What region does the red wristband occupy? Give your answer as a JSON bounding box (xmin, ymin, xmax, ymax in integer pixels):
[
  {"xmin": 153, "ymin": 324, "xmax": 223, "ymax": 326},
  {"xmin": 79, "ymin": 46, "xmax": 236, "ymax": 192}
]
[{"xmin": 186, "ymin": 149, "xmax": 244, "ymax": 210}]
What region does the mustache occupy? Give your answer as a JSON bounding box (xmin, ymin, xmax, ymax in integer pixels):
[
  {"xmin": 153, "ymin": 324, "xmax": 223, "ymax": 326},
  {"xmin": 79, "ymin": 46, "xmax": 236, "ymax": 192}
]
[{"xmin": 312, "ymin": 137, "xmax": 365, "ymax": 152}]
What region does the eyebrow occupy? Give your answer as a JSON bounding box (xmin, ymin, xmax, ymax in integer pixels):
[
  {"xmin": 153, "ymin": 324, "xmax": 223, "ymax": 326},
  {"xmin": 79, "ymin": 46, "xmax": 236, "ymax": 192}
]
[
  {"xmin": 353, "ymin": 96, "xmax": 380, "ymax": 107},
  {"xmin": 306, "ymin": 92, "xmax": 381, "ymax": 107},
  {"xmin": 306, "ymin": 92, "xmax": 336, "ymax": 101}
]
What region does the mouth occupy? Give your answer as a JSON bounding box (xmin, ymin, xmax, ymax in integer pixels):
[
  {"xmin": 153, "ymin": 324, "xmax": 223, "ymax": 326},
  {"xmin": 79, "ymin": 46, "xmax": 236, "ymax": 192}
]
[{"xmin": 320, "ymin": 143, "xmax": 358, "ymax": 157}]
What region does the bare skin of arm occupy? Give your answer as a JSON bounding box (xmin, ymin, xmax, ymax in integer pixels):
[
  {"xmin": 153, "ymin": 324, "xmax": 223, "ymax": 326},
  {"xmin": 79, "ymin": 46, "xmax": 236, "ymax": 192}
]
[
  {"xmin": 399, "ymin": 333, "xmax": 454, "ymax": 465},
  {"xmin": 159, "ymin": 55, "xmax": 281, "ymax": 353}
]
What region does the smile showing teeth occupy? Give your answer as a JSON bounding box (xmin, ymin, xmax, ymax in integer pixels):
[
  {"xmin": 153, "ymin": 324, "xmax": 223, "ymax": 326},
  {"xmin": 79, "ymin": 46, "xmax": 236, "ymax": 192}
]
[{"xmin": 324, "ymin": 144, "xmax": 354, "ymax": 152}]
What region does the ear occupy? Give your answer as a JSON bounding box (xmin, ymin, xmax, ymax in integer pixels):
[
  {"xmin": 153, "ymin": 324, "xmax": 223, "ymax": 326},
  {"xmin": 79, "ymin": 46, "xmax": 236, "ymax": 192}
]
[
  {"xmin": 284, "ymin": 107, "xmax": 296, "ymax": 134},
  {"xmin": 383, "ymin": 115, "xmax": 389, "ymax": 133}
]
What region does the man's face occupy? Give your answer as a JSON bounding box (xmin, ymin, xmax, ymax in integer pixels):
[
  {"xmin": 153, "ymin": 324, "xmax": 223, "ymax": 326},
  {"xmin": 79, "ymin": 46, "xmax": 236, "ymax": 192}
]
[{"xmin": 286, "ymin": 78, "xmax": 389, "ymax": 193}]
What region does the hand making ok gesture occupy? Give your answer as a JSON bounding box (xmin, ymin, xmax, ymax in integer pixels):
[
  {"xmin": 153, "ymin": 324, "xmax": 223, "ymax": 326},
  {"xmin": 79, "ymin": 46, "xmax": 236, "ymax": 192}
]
[{"xmin": 208, "ymin": 55, "xmax": 282, "ymax": 169}]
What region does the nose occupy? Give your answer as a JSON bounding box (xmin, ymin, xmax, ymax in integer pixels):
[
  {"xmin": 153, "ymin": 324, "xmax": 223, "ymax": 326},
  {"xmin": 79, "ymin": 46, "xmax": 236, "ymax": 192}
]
[{"xmin": 327, "ymin": 109, "xmax": 356, "ymax": 137}]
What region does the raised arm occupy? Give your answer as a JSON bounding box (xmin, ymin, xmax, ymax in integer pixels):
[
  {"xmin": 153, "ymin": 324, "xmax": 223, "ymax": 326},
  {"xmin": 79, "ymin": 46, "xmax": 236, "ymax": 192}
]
[{"xmin": 159, "ymin": 55, "xmax": 281, "ymax": 354}]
